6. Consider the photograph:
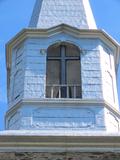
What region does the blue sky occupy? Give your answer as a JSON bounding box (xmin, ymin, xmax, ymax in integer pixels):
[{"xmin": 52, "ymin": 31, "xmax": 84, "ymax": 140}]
[{"xmin": 0, "ymin": 0, "xmax": 120, "ymax": 130}]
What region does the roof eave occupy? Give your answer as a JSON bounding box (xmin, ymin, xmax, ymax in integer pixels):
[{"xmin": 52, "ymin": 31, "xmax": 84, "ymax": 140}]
[{"xmin": 6, "ymin": 24, "xmax": 120, "ymax": 71}]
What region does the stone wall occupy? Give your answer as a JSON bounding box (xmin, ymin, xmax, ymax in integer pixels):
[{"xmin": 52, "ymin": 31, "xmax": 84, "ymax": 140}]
[{"xmin": 0, "ymin": 152, "xmax": 120, "ymax": 160}]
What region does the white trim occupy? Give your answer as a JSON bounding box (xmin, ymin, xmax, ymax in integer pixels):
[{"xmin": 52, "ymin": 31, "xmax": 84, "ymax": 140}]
[
  {"xmin": 0, "ymin": 132, "xmax": 120, "ymax": 152},
  {"xmin": 1, "ymin": 130, "xmax": 120, "ymax": 136},
  {"xmin": 0, "ymin": 147, "xmax": 120, "ymax": 153},
  {"xmin": 6, "ymin": 26, "xmax": 119, "ymax": 72},
  {"xmin": 6, "ymin": 99, "xmax": 120, "ymax": 119},
  {"xmin": 83, "ymin": 0, "xmax": 97, "ymax": 29}
]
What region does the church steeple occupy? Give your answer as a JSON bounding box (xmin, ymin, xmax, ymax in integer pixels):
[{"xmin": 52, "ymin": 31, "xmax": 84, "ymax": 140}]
[
  {"xmin": 29, "ymin": 0, "xmax": 97, "ymax": 29},
  {"xmin": 5, "ymin": 0, "xmax": 120, "ymax": 133},
  {"xmin": 2, "ymin": 0, "xmax": 120, "ymax": 158}
]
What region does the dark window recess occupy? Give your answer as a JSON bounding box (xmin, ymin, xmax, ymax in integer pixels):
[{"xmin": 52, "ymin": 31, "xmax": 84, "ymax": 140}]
[
  {"xmin": 15, "ymin": 94, "xmax": 20, "ymax": 100},
  {"xmin": 46, "ymin": 43, "xmax": 82, "ymax": 98}
]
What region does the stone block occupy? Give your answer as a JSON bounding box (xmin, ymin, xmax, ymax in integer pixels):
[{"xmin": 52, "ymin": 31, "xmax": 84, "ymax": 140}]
[{"xmin": 0, "ymin": 152, "xmax": 120, "ymax": 160}]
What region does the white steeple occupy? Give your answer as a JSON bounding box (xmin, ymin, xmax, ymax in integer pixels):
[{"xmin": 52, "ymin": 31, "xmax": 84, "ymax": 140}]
[
  {"xmin": 29, "ymin": 0, "xmax": 97, "ymax": 29},
  {"xmin": 5, "ymin": 0, "xmax": 120, "ymax": 133},
  {"xmin": 2, "ymin": 0, "xmax": 120, "ymax": 157}
]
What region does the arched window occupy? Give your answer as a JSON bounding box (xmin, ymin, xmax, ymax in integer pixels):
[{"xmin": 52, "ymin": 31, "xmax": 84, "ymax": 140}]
[{"xmin": 46, "ymin": 42, "xmax": 82, "ymax": 98}]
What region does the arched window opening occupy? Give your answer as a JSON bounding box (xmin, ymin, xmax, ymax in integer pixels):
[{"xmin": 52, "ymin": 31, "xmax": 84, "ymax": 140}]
[{"xmin": 46, "ymin": 43, "xmax": 82, "ymax": 98}]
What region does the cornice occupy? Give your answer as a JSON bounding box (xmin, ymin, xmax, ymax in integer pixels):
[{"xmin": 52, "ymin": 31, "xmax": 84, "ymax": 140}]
[
  {"xmin": 0, "ymin": 132, "xmax": 120, "ymax": 152},
  {"xmin": 5, "ymin": 99, "xmax": 120, "ymax": 119},
  {"xmin": 6, "ymin": 24, "xmax": 120, "ymax": 71}
]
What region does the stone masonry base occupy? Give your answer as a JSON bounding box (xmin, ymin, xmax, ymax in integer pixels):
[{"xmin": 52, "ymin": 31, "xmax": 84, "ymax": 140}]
[{"xmin": 0, "ymin": 152, "xmax": 120, "ymax": 160}]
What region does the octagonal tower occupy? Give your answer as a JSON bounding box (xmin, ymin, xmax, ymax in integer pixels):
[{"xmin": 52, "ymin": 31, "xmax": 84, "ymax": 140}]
[{"xmin": 6, "ymin": 0, "xmax": 120, "ymax": 133}]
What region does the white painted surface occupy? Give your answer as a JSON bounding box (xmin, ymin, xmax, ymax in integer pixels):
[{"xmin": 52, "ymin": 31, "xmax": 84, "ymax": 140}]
[
  {"xmin": 7, "ymin": 33, "xmax": 120, "ymax": 131},
  {"xmin": 83, "ymin": 0, "xmax": 97, "ymax": 29},
  {"xmin": 29, "ymin": 0, "xmax": 96, "ymax": 29}
]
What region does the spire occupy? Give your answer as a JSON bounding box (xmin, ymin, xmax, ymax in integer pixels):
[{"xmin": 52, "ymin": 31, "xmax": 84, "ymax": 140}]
[{"xmin": 29, "ymin": 0, "xmax": 97, "ymax": 29}]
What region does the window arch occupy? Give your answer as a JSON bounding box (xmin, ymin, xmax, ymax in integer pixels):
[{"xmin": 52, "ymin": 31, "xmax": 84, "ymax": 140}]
[{"xmin": 46, "ymin": 42, "xmax": 82, "ymax": 98}]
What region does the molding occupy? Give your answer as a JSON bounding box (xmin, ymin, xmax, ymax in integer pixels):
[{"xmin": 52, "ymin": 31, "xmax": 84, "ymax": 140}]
[
  {"xmin": 0, "ymin": 147, "xmax": 120, "ymax": 153},
  {"xmin": 0, "ymin": 132, "xmax": 120, "ymax": 152},
  {"xmin": 6, "ymin": 99, "xmax": 104, "ymax": 117},
  {"xmin": 6, "ymin": 98, "xmax": 120, "ymax": 119},
  {"xmin": 6, "ymin": 24, "xmax": 120, "ymax": 70},
  {"xmin": 22, "ymin": 98, "xmax": 105, "ymax": 105}
]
